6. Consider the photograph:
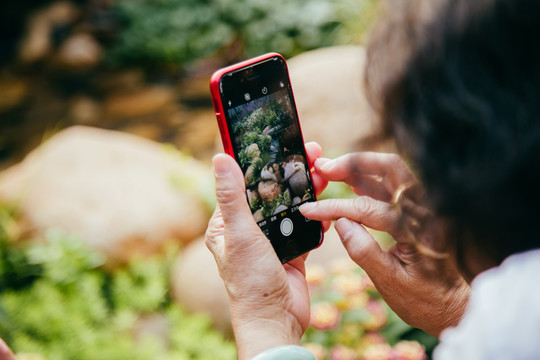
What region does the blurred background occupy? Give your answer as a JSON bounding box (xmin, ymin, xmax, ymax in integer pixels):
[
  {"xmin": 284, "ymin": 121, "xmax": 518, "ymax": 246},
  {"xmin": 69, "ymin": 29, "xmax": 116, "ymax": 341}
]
[
  {"xmin": 0, "ymin": 0, "xmax": 437, "ymax": 359},
  {"xmin": 0, "ymin": 0, "xmax": 378, "ymax": 166}
]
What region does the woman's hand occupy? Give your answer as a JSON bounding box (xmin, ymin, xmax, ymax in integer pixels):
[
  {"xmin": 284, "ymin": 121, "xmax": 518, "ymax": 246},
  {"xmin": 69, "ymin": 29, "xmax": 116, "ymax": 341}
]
[
  {"xmin": 0, "ymin": 339, "xmax": 15, "ymax": 360},
  {"xmin": 300, "ymin": 152, "xmax": 470, "ymax": 338},
  {"xmin": 206, "ymin": 142, "xmax": 329, "ymax": 360}
]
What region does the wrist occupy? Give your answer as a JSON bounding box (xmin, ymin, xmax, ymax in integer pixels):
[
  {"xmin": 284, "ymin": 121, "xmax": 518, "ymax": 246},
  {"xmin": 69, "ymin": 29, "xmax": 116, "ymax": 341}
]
[
  {"xmin": 231, "ymin": 306, "xmax": 305, "ymax": 360},
  {"xmin": 432, "ymin": 279, "xmax": 471, "ymax": 338}
]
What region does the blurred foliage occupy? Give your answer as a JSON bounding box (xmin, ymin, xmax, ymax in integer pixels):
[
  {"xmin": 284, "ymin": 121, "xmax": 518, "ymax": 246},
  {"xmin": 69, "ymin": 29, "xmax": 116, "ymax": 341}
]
[
  {"xmin": 0, "ymin": 206, "xmax": 236, "ymax": 360},
  {"xmin": 108, "ymin": 0, "xmax": 379, "ymax": 68}
]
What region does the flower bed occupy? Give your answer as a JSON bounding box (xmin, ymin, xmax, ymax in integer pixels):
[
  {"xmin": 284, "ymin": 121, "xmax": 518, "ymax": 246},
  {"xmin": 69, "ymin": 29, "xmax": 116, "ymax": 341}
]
[{"xmin": 302, "ymin": 261, "xmax": 437, "ymax": 360}]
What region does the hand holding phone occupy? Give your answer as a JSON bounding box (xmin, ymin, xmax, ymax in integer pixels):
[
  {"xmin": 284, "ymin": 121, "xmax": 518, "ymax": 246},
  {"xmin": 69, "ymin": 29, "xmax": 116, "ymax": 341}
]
[{"xmin": 210, "ymin": 53, "xmax": 323, "ymax": 263}]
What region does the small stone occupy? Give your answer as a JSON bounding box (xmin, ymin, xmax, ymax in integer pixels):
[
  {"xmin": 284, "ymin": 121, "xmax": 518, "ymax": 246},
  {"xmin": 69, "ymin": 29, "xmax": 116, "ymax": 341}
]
[
  {"xmin": 253, "ymin": 209, "xmax": 264, "ymax": 222},
  {"xmin": 0, "ymin": 77, "xmax": 28, "ymax": 112},
  {"xmin": 292, "ymin": 196, "xmax": 302, "ymax": 206},
  {"xmin": 244, "ymin": 164, "xmax": 255, "ymax": 186},
  {"xmin": 57, "ymin": 33, "xmax": 102, "ymax": 69},
  {"xmin": 45, "ymin": 1, "xmax": 80, "ymax": 25},
  {"xmin": 258, "ymin": 180, "xmax": 283, "ymax": 202},
  {"xmin": 244, "ymin": 143, "xmax": 261, "ymax": 158},
  {"xmin": 94, "ymin": 69, "xmax": 145, "ymax": 92},
  {"xmin": 19, "ymin": 15, "xmax": 51, "ymax": 63},
  {"xmin": 69, "ymin": 96, "xmax": 101, "ymax": 124},
  {"xmin": 18, "ymin": 1, "xmax": 80, "ymax": 64},
  {"xmin": 105, "ymin": 86, "xmax": 175, "ymax": 118},
  {"xmin": 284, "ymin": 161, "xmax": 308, "ymax": 197},
  {"xmin": 247, "ymin": 189, "xmax": 259, "ymax": 207}
]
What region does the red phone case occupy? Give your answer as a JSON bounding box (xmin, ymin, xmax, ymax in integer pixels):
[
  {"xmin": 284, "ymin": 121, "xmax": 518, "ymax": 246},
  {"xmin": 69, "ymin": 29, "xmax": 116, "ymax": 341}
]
[
  {"xmin": 210, "ymin": 53, "xmax": 284, "ymax": 157},
  {"xmin": 209, "ymin": 53, "xmax": 324, "ymax": 256}
]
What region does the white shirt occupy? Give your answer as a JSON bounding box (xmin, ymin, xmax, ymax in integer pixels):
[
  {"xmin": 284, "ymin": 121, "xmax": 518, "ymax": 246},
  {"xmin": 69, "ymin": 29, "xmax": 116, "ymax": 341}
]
[{"xmin": 434, "ymin": 249, "xmax": 540, "ymax": 360}]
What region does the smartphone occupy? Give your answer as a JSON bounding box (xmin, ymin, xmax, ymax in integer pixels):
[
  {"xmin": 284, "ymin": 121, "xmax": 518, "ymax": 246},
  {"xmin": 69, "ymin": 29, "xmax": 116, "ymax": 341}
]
[{"xmin": 210, "ymin": 53, "xmax": 323, "ymax": 263}]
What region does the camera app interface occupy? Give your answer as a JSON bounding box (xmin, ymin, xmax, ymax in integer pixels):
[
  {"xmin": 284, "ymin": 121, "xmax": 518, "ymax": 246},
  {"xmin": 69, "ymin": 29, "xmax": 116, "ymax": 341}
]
[{"xmin": 227, "ymin": 88, "xmax": 315, "ymax": 230}]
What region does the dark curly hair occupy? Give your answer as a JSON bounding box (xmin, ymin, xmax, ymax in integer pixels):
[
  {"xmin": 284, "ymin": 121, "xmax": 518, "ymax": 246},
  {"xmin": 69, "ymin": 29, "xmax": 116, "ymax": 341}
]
[{"xmin": 365, "ymin": 0, "xmax": 540, "ymax": 275}]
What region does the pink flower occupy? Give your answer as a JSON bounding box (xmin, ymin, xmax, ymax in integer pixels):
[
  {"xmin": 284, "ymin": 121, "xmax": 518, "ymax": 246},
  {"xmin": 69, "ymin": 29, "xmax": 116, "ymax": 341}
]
[
  {"xmin": 330, "ymin": 345, "xmax": 358, "ymax": 360},
  {"xmin": 332, "ymin": 273, "xmax": 366, "ymax": 296},
  {"xmin": 303, "ymin": 343, "xmax": 326, "ymax": 360},
  {"xmin": 391, "ymin": 341, "xmax": 427, "ymax": 360},
  {"xmin": 310, "ymin": 302, "xmax": 340, "ymax": 330},
  {"xmin": 362, "ymin": 344, "xmax": 393, "ymax": 360},
  {"xmin": 343, "ymin": 292, "xmax": 369, "ymax": 311},
  {"xmin": 363, "ymin": 300, "xmax": 388, "ymax": 331},
  {"xmin": 357, "ymin": 332, "xmax": 387, "ymax": 352},
  {"xmin": 306, "ymin": 265, "xmax": 327, "ymax": 287}
]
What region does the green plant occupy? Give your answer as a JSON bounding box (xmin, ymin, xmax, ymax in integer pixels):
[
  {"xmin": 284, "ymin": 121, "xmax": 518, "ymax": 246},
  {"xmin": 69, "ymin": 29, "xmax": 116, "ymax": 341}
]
[
  {"xmin": 108, "ymin": 0, "xmax": 380, "ymax": 68},
  {"xmin": 0, "ymin": 206, "xmax": 236, "ymax": 359}
]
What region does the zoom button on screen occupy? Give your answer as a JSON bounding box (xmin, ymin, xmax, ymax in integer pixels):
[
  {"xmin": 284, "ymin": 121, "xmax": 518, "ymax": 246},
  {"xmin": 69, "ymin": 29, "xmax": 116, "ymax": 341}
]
[{"xmin": 280, "ymin": 218, "xmax": 294, "ymax": 236}]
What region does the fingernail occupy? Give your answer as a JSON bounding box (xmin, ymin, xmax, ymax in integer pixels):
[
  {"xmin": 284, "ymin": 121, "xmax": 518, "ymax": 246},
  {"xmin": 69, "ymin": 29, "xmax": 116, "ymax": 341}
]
[
  {"xmin": 319, "ymin": 158, "xmax": 334, "ymax": 171},
  {"xmin": 213, "ymin": 154, "xmax": 232, "ymax": 178},
  {"xmin": 335, "ymin": 218, "xmax": 354, "ymax": 239},
  {"xmin": 299, "ymin": 202, "xmax": 316, "ymax": 214}
]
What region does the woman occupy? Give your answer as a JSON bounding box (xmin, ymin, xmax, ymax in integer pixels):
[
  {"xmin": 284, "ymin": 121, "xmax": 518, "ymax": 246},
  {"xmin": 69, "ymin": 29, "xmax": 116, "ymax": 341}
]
[{"xmin": 206, "ymin": 0, "xmax": 540, "ymax": 359}]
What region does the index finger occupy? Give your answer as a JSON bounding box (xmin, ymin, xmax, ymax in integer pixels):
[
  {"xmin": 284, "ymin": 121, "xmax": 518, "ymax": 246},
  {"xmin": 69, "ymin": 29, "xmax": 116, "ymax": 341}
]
[{"xmin": 315, "ymin": 152, "xmax": 416, "ymax": 195}]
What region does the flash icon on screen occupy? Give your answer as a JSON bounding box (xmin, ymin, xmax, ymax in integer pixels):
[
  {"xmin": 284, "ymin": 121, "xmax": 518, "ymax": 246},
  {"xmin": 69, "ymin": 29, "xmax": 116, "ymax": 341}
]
[
  {"xmin": 279, "ymin": 81, "xmax": 284, "ymax": 88},
  {"xmin": 244, "ymin": 93, "xmax": 251, "ymax": 101}
]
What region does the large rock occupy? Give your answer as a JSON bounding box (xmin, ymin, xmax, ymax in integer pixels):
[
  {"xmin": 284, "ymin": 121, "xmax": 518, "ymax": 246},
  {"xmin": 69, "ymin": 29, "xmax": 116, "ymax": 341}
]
[
  {"xmin": 0, "ymin": 126, "xmax": 212, "ymax": 266},
  {"xmin": 288, "ymin": 46, "xmax": 379, "ymax": 155},
  {"xmin": 171, "ymin": 237, "xmax": 231, "ymax": 335},
  {"xmin": 170, "ymin": 224, "xmax": 353, "ymax": 335}
]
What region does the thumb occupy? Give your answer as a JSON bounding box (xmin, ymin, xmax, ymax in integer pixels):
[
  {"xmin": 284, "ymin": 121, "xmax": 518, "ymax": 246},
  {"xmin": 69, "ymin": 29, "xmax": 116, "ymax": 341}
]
[
  {"xmin": 213, "ymin": 154, "xmax": 256, "ymax": 231},
  {"xmin": 0, "ymin": 339, "xmax": 15, "ymax": 360},
  {"xmin": 334, "ymin": 218, "xmax": 393, "ymax": 279}
]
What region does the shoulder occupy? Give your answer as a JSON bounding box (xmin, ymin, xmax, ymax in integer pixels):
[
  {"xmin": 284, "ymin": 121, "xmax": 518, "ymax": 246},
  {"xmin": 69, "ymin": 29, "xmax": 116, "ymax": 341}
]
[{"xmin": 434, "ymin": 249, "xmax": 540, "ymax": 360}]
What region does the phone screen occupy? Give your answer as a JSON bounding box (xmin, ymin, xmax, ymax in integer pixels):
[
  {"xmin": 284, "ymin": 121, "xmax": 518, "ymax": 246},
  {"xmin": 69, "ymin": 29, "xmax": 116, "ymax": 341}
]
[{"xmin": 218, "ymin": 56, "xmax": 322, "ymax": 262}]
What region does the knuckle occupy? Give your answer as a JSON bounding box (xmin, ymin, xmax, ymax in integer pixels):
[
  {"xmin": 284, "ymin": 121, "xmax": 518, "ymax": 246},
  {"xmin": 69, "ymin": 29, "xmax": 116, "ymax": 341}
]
[
  {"xmin": 386, "ymin": 153, "xmax": 403, "ymax": 167},
  {"xmin": 215, "ymin": 187, "xmax": 243, "ymax": 205},
  {"xmin": 353, "ymin": 196, "xmax": 377, "ymax": 218}
]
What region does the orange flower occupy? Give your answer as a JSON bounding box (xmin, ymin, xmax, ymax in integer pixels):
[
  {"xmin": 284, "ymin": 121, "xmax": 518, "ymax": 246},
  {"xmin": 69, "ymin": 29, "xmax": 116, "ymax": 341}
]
[
  {"xmin": 362, "ymin": 344, "xmax": 393, "ymax": 360},
  {"xmin": 363, "ymin": 300, "xmax": 387, "ymax": 331},
  {"xmin": 332, "ymin": 273, "xmax": 366, "ymax": 296},
  {"xmin": 310, "ymin": 302, "xmax": 340, "ymax": 330},
  {"xmin": 392, "ymin": 341, "xmax": 427, "ymax": 360},
  {"xmin": 306, "ymin": 265, "xmax": 327, "ymax": 287},
  {"xmin": 330, "ymin": 345, "xmax": 358, "ymax": 360},
  {"xmin": 303, "ymin": 343, "xmax": 326, "ymax": 360},
  {"xmin": 357, "ymin": 332, "xmax": 388, "ymax": 355},
  {"xmin": 343, "ymin": 292, "xmax": 369, "ymax": 311}
]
